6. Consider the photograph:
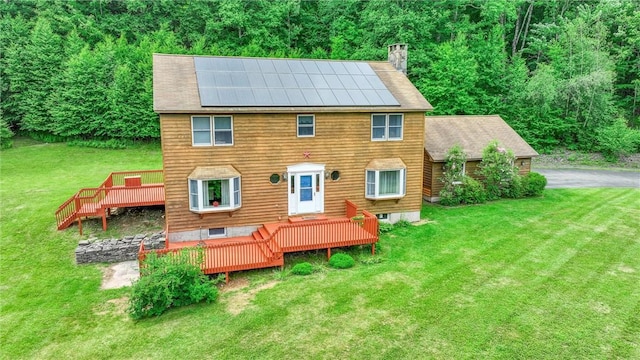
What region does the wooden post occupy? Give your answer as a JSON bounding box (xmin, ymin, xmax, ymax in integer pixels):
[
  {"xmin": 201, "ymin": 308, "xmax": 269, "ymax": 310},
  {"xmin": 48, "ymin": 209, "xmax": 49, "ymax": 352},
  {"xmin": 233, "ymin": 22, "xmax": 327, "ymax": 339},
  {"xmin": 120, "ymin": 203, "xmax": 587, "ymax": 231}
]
[
  {"xmin": 327, "ymin": 247, "xmax": 331, "ymax": 260},
  {"xmin": 78, "ymin": 217, "xmax": 83, "ymax": 235},
  {"xmin": 225, "ymin": 272, "xmax": 229, "ymax": 284},
  {"xmin": 101, "ymin": 209, "xmax": 107, "ymax": 231},
  {"xmin": 371, "ymin": 243, "xmax": 376, "ymax": 255}
]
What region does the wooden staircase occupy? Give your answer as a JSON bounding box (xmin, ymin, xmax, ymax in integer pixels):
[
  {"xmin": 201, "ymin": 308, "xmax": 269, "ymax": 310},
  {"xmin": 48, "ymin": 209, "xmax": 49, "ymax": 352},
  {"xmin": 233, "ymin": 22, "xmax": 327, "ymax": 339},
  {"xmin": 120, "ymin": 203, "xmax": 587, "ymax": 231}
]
[{"xmin": 140, "ymin": 200, "xmax": 379, "ymax": 283}]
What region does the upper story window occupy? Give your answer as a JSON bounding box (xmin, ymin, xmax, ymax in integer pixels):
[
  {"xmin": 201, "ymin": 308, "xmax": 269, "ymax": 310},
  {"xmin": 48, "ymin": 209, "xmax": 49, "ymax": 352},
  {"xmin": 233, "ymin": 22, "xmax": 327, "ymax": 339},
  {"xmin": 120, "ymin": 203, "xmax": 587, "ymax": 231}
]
[
  {"xmin": 297, "ymin": 115, "xmax": 315, "ymax": 137},
  {"xmin": 371, "ymin": 113, "xmax": 403, "ymax": 141},
  {"xmin": 191, "ymin": 115, "xmax": 234, "ymax": 146}
]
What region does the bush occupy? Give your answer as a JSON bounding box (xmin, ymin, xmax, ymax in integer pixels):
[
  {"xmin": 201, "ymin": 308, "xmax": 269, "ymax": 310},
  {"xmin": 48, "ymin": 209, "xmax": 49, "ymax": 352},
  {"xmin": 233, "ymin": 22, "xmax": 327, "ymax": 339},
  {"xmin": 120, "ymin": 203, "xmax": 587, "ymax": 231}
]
[
  {"xmin": 522, "ymin": 172, "xmax": 547, "ymax": 196},
  {"xmin": 503, "ymin": 175, "xmax": 524, "ymax": 199},
  {"xmin": 328, "ymin": 253, "xmax": 355, "ymax": 269},
  {"xmin": 477, "ymin": 141, "xmax": 519, "ymax": 200},
  {"xmin": 439, "ymin": 177, "xmax": 487, "ymax": 206},
  {"xmin": 378, "ymin": 222, "xmax": 394, "ymax": 234},
  {"xmin": 128, "ymin": 249, "xmax": 218, "ymax": 320},
  {"xmin": 291, "ymin": 262, "xmax": 314, "ymax": 275},
  {"xmin": 0, "ymin": 119, "xmax": 14, "ymax": 150},
  {"xmin": 596, "ymin": 118, "xmax": 640, "ymax": 162}
]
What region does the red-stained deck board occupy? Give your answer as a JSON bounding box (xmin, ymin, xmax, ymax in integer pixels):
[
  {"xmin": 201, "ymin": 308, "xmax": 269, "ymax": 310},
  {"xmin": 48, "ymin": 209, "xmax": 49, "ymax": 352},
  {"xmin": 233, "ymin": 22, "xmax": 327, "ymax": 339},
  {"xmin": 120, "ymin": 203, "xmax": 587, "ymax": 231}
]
[
  {"xmin": 55, "ymin": 170, "xmax": 165, "ymax": 234},
  {"xmin": 153, "ymin": 213, "xmax": 378, "ymax": 279}
]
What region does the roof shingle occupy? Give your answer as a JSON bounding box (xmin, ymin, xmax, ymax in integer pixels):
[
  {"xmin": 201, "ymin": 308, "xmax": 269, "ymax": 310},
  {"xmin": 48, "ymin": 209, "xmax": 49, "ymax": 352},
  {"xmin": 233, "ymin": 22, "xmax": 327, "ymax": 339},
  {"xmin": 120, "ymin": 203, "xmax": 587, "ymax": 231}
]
[{"xmin": 425, "ymin": 115, "xmax": 538, "ymax": 161}]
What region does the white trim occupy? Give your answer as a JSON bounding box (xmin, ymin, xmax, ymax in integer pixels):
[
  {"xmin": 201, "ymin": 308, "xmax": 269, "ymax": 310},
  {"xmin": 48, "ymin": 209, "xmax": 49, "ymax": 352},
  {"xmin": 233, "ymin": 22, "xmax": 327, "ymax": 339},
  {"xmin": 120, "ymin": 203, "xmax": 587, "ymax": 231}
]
[
  {"xmin": 208, "ymin": 227, "xmax": 226, "ymax": 238},
  {"xmin": 190, "ymin": 115, "xmax": 234, "ymax": 146},
  {"xmin": 452, "ymin": 162, "xmax": 466, "ymax": 185},
  {"xmin": 287, "ymin": 163, "xmax": 325, "ymax": 215},
  {"xmin": 297, "ymin": 114, "xmax": 315, "ymax": 137},
  {"xmin": 371, "ymin": 113, "xmax": 404, "ymax": 141},
  {"xmin": 287, "ymin": 162, "xmax": 325, "ymax": 173},
  {"xmin": 191, "ymin": 116, "xmax": 213, "ymax": 146},
  {"xmin": 189, "ymin": 176, "xmax": 242, "ymax": 213},
  {"xmin": 213, "ymin": 115, "xmax": 234, "ymax": 146},
  {"xmin": 365, "ymin": 168, "xmax": 406, "ymax": 200}
]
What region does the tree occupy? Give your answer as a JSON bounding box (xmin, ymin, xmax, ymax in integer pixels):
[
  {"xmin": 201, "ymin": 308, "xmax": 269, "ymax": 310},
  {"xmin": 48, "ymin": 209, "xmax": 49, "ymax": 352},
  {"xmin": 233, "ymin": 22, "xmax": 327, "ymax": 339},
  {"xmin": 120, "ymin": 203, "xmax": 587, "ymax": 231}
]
[
  {"xmin": 417, "ymin": 34, "xmax": 480, "ymax": 115},
  {"xmin": 10, "ymin": 18, "xmax": 63, "ymax": 136}
]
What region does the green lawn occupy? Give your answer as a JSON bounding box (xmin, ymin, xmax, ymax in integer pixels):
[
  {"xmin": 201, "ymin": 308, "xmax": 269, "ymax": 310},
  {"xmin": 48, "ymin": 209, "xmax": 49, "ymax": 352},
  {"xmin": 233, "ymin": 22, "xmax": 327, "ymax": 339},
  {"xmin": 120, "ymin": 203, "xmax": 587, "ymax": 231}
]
[{"xmin": 1, "ymin": 143, "xmax": 639, "ymax": 359}]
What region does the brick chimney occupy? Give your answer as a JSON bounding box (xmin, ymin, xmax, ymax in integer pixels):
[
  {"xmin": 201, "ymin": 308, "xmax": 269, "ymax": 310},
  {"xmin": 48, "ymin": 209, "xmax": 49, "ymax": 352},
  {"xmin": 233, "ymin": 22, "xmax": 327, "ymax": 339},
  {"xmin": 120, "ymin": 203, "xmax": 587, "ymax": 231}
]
[{"xmin": 388, "ymin": 44, "xmax": 408, "ymax": 74}]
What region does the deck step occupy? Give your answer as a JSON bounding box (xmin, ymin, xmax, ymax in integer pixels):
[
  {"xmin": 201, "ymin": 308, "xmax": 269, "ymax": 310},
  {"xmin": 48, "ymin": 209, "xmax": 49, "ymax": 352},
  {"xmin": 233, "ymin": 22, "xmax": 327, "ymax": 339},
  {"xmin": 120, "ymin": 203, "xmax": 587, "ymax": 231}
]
[
  {"xmin": 251, "ymin": 230, "xmax": 264, "ymax": 240},
  {"xmin": 258, "ymin": 227, "xmax": 270, "ymax": 239}
]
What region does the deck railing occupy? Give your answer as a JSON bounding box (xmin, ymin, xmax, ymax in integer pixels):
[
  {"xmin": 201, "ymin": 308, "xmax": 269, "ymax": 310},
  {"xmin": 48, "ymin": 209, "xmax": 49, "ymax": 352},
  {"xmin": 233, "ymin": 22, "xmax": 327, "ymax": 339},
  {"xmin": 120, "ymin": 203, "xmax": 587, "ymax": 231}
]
[
  {"xmin": 139, "ymin": 237, "xmax": 283, "ymax": 276},
  {"xmin": 268, "ymin": 216, "xmax": 377, "ymax": 253},
  {"xmin": 138, "ymin": 199, "xmax": 378, "ymax": 282},
  {"xmin": 55, "ymin": 170, "xmax": 164, "ymax": 231},
  {"xmin": 107, "ymin": 170, "xmax": 164, "ymax": 187}
]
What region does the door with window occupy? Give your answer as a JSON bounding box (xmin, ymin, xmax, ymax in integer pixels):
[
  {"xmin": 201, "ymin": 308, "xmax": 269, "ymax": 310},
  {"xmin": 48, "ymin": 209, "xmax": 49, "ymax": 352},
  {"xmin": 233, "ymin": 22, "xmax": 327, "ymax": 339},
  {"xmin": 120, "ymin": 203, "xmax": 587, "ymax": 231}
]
[{"xmin": 287, "ymin": 163, "xmax": 325, "ymax": 215}]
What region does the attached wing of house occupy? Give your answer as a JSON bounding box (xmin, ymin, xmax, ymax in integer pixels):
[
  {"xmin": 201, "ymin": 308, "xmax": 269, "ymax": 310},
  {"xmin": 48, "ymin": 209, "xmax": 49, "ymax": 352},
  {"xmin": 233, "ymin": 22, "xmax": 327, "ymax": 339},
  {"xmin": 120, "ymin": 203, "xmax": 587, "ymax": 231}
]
[{"xmin": 423, "ymin": 115, "xmax": 538, "ymax": 201}]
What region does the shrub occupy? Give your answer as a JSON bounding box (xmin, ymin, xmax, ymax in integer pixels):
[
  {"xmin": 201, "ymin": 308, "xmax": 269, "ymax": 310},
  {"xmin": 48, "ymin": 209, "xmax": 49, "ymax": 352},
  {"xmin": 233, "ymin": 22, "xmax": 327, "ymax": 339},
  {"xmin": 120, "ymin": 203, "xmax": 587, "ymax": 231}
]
[
  {"xmin": 291, "ymin": 262, "xmax": 314, "ymax": 275},
  {"xmin": 328, "ymin": 253, "xmax": 355, "ymax": 269},
  {"xmin": 503, "ymin": 174, "xmax": 524, "ymax": 199},
  {"xmin": 522, "ymin": 172, "xmax": 547, "ymax": 197},
  {"xmin": 477, "ymin": 141, "xmax": 518, "ymax": 200},
  {"xmin": 596, "ymin": 118, "xmax": 640, "ymax": 162},
  {"xmin": 378, "ymin": 222, "xmax": 394, "ymax": 234},
  {"xmin": 439, "ymin": 177, "xmax": 487, "ymax": 206},
  {"xmin": 0, "ymin": 118, "xmax": 14, "ymax": 150},
  {"xmin": 394, "ymin": 220, "xmax": 412, "ymax": 228},
  {"xmin": 128, "ymin": 249, "xmax": 218, "ymax": 320}
]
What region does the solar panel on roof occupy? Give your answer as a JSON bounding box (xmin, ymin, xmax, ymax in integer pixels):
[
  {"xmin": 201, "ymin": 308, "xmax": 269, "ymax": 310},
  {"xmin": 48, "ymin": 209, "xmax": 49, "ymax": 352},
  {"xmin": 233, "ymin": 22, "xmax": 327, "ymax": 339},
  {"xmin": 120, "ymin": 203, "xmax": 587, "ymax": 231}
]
[{"xmin": 193, "ymin": 57, "xmax": 400, "ymax": 107}]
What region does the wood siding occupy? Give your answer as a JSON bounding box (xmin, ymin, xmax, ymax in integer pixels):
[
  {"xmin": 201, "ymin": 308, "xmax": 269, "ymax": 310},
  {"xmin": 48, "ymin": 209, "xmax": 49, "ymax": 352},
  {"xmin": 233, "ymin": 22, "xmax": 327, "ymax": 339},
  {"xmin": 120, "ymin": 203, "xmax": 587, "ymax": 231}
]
[
  {"xmin": 423, "ymin": 158, "xmax": 532, "ymax": 197},
  {"xmin": 161, "ymin": 112, "xmax": 425, "ymax": 234}
]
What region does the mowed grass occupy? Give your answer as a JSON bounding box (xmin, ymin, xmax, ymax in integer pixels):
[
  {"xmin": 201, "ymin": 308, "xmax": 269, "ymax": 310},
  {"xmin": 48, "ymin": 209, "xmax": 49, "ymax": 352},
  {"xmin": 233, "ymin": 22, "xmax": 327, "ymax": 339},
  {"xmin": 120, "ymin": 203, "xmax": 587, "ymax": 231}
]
[{"xmin": 1, "ymin": 142, "xmax": 639, "ymax": 359}]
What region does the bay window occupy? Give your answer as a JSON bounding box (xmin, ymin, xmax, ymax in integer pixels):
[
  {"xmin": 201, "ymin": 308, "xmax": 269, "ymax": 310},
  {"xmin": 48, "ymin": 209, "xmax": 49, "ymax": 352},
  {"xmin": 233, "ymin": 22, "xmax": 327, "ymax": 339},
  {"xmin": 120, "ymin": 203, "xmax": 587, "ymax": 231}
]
[
  {"xmin": 188, "ymin": 166, "xmax": 241, "ymax": 213},
  {"xmin": 365, "ymin": 158, "xmax": 406, "ymax": 200}
]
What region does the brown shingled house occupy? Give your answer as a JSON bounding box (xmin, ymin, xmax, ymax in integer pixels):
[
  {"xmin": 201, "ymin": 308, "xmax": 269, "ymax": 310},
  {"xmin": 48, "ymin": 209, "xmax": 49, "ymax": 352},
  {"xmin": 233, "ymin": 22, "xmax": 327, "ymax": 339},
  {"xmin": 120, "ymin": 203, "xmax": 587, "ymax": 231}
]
[
  {"xmin": 153, "ymin": 45, "xmax": 432, "ymax": 253},
  {"xmin": 423, "ymin": 115, "xmax": 538, "ymax": 202}
]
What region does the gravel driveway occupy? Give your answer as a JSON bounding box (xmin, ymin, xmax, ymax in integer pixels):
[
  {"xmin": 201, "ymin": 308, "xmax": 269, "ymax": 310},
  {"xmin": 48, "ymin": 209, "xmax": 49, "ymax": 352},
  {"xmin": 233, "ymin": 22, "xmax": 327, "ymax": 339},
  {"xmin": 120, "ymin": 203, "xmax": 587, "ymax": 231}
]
[{"xmin": 534, "ymin": 168, "xmax": 640, "ymax": 189}]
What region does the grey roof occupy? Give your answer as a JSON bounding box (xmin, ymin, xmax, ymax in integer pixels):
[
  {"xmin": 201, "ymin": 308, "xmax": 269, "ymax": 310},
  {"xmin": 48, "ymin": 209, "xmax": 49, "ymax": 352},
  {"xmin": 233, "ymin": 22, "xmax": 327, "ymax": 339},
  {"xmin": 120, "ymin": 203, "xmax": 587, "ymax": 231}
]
[
  {"xmin": 153, "ymin": 54, "xmax": 432, "ymax": 113},
  {"xmin": 425, "ymin": 115, "xmax": 538, "ymax": 161},
  {"xmin": 193, "ymin": 57, "xmax": 400, "ymax": 107}
]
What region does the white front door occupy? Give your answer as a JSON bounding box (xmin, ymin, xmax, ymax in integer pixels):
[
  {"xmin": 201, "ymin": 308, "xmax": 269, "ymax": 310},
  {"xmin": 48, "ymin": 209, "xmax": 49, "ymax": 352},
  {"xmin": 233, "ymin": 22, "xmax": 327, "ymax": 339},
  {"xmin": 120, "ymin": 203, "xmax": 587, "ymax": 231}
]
[{"xmin": 287, "ymin": 163, "xmax": 324, "ymax": 216}]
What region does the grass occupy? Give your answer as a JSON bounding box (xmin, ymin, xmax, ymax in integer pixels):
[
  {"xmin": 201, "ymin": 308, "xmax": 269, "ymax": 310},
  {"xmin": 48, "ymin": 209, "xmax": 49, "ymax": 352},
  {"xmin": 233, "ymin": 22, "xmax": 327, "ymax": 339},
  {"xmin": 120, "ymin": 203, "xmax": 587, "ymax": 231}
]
[{"xmin": 1, "ymin": 142, "xmax": 639, "ymax": 359}]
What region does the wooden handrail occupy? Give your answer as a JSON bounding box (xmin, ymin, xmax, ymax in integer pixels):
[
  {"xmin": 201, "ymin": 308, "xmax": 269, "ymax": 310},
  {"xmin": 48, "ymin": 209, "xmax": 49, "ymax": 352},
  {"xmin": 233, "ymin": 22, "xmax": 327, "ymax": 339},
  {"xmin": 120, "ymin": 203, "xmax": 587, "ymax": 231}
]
[
  {"xmin": 137, "ymin": 198, "xmax": 379, "ymax": 280},
  {"xmin": 55, "ymin": 170, "xmax": 164, "ymax": 231}
]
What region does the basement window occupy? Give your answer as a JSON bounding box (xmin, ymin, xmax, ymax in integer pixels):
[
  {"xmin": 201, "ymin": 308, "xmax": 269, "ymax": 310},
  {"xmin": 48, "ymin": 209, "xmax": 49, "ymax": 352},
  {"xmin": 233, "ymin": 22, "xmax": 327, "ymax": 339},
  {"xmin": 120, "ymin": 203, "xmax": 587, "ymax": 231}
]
[{"xmin": 208, "ymin": 228, "xmax": 226, "ymax": 238}]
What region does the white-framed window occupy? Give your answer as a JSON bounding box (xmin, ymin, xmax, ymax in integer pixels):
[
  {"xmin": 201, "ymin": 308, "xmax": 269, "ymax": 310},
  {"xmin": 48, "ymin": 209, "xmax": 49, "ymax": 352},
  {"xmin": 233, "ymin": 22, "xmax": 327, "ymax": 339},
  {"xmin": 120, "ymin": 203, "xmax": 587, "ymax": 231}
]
[
  {"xmin": 189, "ymin": 177, "xmax": 241, "ymax": 212},
  {"xmin": 365, "ymin": 168, "xmax": 406, "ymax": 199},
  {"xmin": 297, "ymin": 114, "xmax": 315, "ymax": 137},
  {"xmin": 208, "ymin": 227, "xmax": 226, "ymax": 237},
  {"xmin": 191, "ymin": 115, "xmax": 234, "ymax": 146},
  {"xmin": 452, "ymin": 162, "xmax": 466, "ymax": 185},
  {"xmin": 371, "ymin": 113, "xmax": 403, "ymax": 141},
  {"xmin": 192, "ymin": 116, "xmax": 212, "ymax": 145}
]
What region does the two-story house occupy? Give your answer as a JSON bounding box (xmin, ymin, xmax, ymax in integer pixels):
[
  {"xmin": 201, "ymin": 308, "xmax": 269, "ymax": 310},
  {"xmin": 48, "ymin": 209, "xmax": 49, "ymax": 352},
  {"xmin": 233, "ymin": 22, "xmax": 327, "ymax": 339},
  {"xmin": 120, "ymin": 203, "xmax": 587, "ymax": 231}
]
[{"xmin": 153, "ymin": 46, "xmax": 432, "ymax": 244}]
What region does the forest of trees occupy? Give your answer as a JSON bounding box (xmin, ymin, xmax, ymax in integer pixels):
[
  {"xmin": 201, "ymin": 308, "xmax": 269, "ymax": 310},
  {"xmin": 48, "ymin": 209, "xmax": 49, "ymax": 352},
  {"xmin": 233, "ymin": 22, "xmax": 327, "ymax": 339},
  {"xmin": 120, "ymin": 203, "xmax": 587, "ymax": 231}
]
[{"xmin": 1, "ymin": 0, "xmax": 639, "ymax": 157}]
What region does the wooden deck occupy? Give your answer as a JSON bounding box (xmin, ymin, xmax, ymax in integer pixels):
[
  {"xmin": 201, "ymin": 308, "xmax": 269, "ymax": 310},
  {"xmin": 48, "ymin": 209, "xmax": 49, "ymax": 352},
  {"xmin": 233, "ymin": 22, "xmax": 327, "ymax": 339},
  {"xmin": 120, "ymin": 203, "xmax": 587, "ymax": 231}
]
[
  {"xmin": 139, "ymin": 200, "xmax": 379, "ymax": 282},
  {"xmin": 55, "ymin": 170, "xmax": 164, "ymax": 234}
]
